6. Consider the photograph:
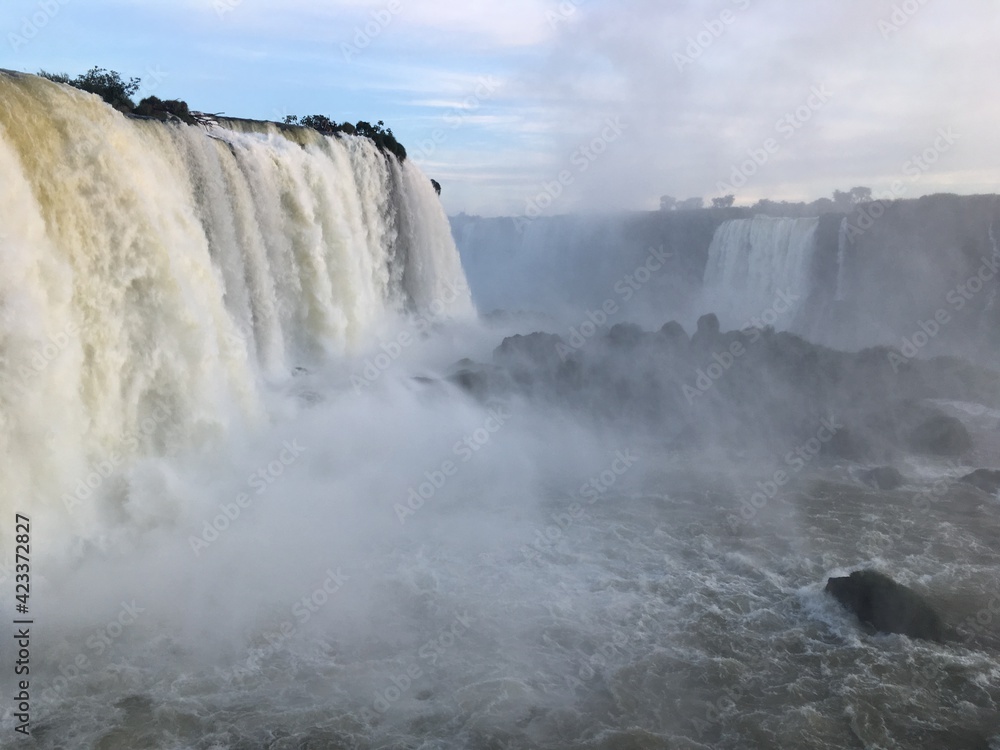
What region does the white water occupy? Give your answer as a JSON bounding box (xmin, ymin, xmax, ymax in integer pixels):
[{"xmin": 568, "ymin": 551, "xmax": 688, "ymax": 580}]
[
  {"xmin": 2, "ymin": 74, "xmax": 999, "ymax": 749},
  {"xmin": 0, "ymin": 72, "xmax": 472, "ymax": 534},
  {"xmin": 700, "ymin": 216, "xmax": 818, "ymax": 329},
  {"xmin": 835, "ymin": 216, "xmax": 849, "ymax": 303}
]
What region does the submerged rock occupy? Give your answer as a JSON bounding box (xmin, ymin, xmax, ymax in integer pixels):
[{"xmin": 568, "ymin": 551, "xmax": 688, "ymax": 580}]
[
  {"xmin": 859, "ymin": 466, "xmax": 904, "ymax": 491},
  {"xmin": 825, "ymin": 570, "xmax": 944, "ymax": 641},
  {"xmin": 959, "ymin": 469, "xmax": 1000, "ymax": 495}
]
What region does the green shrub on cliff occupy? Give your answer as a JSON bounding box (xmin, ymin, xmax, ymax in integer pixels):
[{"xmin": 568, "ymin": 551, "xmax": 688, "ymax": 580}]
[
  {"xmin": 286, "ymin": 114, "xmax": 405, "ymax": 161},
  {"xmin": 40, "ymin": 67, "xmax": 140, "ymax": 112},
  {"xmin": 355, "ymin": 120, "xmax": 406, "ymax": 162},
  {"xmin": 134, "ymin": 96, "xmax": 196, "ymax": 125}
]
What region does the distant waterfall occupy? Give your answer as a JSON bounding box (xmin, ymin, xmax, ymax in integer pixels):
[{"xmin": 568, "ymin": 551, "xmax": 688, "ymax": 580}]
[
  {"xmin": 700, "ymin": 216, "xmax": 819, "ymax": 328},
  {"xmin": 0, "ymin": 71, "xmax": 472, "ymax": 524},
  {"xmin": 835, "ymin": 217, "xmax": 849, "ymax": 302}
]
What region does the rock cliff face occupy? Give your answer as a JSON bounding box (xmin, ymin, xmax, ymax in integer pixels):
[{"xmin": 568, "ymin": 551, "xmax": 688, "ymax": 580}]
[
  {"xmin": 819, "ymin": 194, "xmax": 1000, "ymax": 359},
  {"xmin": 453, "ymin": 194, "xmax": 1000, "ymax": 366}
]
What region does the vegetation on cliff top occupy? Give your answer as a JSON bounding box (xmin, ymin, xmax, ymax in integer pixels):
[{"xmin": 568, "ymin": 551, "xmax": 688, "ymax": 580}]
[
  {"xmin": 39, "ymin": 67, "xmax": 140, "ymax": 113},
  {"xmin": 37, "ymin": 67, "xmax": 408, "ymax": 162},
  {"xmin": 283, "ymin": 114, "xmax": 407, "ymax": 162}
]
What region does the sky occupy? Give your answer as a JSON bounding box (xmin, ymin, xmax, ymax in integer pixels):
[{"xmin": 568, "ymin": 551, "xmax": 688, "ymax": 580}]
[{"xmin": 3, "ymin": 0, "xmax": 998, "ymax": 217}]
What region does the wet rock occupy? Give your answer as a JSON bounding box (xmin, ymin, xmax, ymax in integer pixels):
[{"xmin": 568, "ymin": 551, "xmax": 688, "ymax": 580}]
[
  {"xmin": 906, "ymin": 413, "xmax": 973, "ymax": 455},
  {"xmin": 449, "ymin": 368, "xmax": 489, "ymax": 397},
  {"xmin": 658, "ymin": 320, "xmax": 688, "ymax": 346},
  {"xmin": 825, "ymin": 569, "xmax": 945, "ymax": 641},
  {"xmin": 959, "ymin": 468, "xmax": 1000, "ymax": 494},
  {"xmin": 493, "ymin": 332, "xmax": 565, "ymax": 369},
  {"xmin": 860, "ymin": 466, "xmax": 904, "ymax": 491},
  {"xmin": 607, "ymin": 322, "xmax": 644, "ymax": 347},
  {"xmin": 690, "ymin": 313, "xmax": 720, "ymax": 348}
]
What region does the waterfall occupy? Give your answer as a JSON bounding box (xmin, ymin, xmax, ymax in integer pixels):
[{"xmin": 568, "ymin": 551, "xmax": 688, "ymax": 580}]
[
  {"xmin": 835, "ymin": 216, "xmax": 849, "ymax": 302},
  {"xmin": 700, "ymin": 216, "xmax": 819, "ymax": 329},
  {"xmin": 0, "ymin": 71, "xmax": 472, "ymax": 527}
]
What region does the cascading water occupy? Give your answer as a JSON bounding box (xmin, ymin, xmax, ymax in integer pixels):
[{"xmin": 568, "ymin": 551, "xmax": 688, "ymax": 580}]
[
  {"xmin": 700, "ymin": 216, "xmax": 818, "ymax": 329},
  {"xmin": 835, "ymin": 216, "xmax": 849, "ymax": 302},
  {"xmin": 3, "ymin": 72, "xmax": 999, "ymax": 750},
  {"xmin": 0, "ymin": 71, "xmax": 472, "ymax": 531}
]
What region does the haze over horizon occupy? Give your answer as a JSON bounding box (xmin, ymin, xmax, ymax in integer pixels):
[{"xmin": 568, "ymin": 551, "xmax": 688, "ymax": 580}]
[{"xmin": 3, "ymin": 0, "xmax": 997, "ymax": 216}]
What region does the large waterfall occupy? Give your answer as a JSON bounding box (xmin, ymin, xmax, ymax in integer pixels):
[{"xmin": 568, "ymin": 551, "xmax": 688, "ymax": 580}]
[
  {"xmin": 0, "ymin": 71, "xmax": 471, "ymax": 529},
  {"xmin": 5, "ymin": 73, "xmax": 1000, "ymax": 750},
  {"xmin": 699, "ymin": 216, "xmax": 818, "ymax": 330}
]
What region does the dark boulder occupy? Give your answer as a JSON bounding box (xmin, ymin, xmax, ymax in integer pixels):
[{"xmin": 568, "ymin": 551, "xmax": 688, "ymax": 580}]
[
  {"xmin": 690, "ymin": 313, "xmax": 720, "ymax": 348},
  {"xmin": 860, "ymin": 466, "xmax": 904, "ymax": 491},
  {"xmin": 493, "ymin": 332, "xmax": 565, "ymax": 369},
  {"xmin": 825, "ymin": 570, "xmax": 944, "ymax": 641},
  {"xmin": 906, "ymin": 413, "xmax": 972, "ymax": 455},
  {"xmin": 492, "ymin": 332, "xmax": 578, "ymax": 389},
  {"xmin": 959, "ymin": 469, "xmax": 1000, "ymax": 494},
  {"xmin": 658, "ymin": 320, "xmax": 688, "ymax": 346},
  {"xmin": 449, "ymin": 368, "xmax": 489, "ymax": 397},
  {"xmin": 607, "ymin": 323, "xmax": 644, "ymax": 347}
]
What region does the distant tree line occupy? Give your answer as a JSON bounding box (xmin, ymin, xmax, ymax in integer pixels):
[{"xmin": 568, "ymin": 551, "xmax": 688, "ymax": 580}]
[
  {"xmin": 659, "ymin": 186, "xmax": 876, "ymax": 216},
  {"xmin": 660, "ymin": 195, "xmax": 729, "ymax": 211}
]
